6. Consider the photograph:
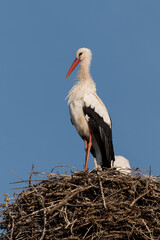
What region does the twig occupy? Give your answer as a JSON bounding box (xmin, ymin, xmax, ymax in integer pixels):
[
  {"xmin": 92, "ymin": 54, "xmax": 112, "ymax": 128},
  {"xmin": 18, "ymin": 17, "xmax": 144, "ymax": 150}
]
[
  {"xmin": 59, "ymin": 160, "xmax": 66, "ymax": 174},
  {"xmin": 99, "ymin": 178, "xmax": 107, "ymax": 209},
  {"xmin": 149, "ymin": 166, "xmax": 152, "ymax": 177},
  {"xmin": 130, "ymin": 190, "xmax": 150, "ymax": 207},
  {"xmin": 83, "ymin": 224, "xmax": 93, "ymax": 239},
  {"xmin": 29, "ymin": 163, "xmax": 34, "ymax": 187},
  {"xmin": 142, "ymin": 219, "xmax": 154, "ymax": 240},
  {"xmin": 94, "ymin": 160, "xmax": 106, "ymax": 209},
  {"xmin": 51, "ymin": 165, "xmax": 78, "ymax": 173},
  {"xmin": 9, "ymin": 169, "xmax": 28, "ymax": 185},
  {"xmin": 40, "ymin": 208, "xmax": 47, "ymax": 240},
  {"xmin": 9, "ymin": 216, "xmax": 14, "ymax": 240}
]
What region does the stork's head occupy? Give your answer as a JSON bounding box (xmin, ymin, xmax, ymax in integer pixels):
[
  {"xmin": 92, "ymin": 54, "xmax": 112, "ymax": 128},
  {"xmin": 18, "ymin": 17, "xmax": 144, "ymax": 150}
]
[
  {"xmin": 76, "ymin": 48, "xmax": 92, "ymax": 62},
  {"xmin": 65, "ymin": 48, "xmax": 92, "ymax": 79}
]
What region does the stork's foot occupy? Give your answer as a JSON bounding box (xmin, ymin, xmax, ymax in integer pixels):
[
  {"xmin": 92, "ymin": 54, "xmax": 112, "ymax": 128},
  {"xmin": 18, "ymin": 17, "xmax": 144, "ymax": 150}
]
[{"xmin": 93, "ymin": 158, "xmax": 102, "ymax": 171}]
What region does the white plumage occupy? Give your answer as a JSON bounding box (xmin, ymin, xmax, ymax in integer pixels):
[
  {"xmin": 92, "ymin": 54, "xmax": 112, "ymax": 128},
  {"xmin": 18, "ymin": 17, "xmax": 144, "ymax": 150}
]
[
  {"xmin": 111, "ymin": 156, "xmax": 131, "ymax": 174},
  {"xmin": 65, "ymin": 48, "xmax": 115, "ymax": 170}
]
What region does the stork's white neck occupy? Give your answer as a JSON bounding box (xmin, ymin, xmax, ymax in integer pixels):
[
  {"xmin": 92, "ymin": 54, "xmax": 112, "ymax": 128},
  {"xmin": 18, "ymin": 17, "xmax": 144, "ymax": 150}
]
[{"xmin": 77, "ymin": 59, "xmax": 92, "ymax": 81}]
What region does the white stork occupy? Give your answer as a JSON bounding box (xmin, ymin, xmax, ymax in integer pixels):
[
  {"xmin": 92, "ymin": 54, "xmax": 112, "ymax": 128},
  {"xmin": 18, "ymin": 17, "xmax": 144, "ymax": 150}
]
[
  {"xmin": 111, "ymin": 156, "xmax": 131, "ymax": 175},
  {"xmin": 65, "ymin": 48, "xmax": 115, "ymax": 170}
]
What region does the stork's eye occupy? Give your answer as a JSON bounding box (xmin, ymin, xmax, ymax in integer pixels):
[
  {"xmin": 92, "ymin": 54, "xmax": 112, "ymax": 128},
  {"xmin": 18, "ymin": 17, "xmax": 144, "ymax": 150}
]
[{"xmin": 79, "ymin": 52, "xmax": 83, "ymax": 57}]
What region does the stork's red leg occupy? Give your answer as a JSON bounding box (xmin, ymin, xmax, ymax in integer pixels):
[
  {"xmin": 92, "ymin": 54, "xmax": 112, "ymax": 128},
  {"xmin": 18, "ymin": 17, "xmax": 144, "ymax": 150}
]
[
  {"xmin": 84, "ymin": 138, "xmax": 88, "ymax": 164},
  {"xmin": 84, "ymin": 139, "xmax": 88, "ymax": 151},
  {"xmin": 84, "ymin": 133, "xmax": 92, "ymax": 171}
]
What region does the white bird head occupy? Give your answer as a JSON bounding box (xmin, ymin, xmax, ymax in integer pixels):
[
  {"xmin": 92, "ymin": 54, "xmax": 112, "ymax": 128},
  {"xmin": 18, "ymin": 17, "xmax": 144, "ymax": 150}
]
[
  {"xmin": 65, "ymin": 48, "xmax": 92, "ymax": 79},
  {"xmin": 76, "ymin": 48, "xmax": 92, "ymax": 62},
  {"xmin": 111, "ymin": 156, "xmax": 131, "ymax": 175}
]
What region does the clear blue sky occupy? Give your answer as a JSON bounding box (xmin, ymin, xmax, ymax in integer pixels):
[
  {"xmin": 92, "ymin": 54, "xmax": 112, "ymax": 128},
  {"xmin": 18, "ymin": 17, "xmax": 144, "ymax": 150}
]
[{"xmin": 0, "ymin": 1, "xmax": 160, "ymax": 200}]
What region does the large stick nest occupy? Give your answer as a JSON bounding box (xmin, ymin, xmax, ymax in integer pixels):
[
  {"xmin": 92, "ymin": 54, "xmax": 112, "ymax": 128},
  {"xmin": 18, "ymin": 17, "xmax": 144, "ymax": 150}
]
[{"xmin": 0, "ymin": 166, "xmax": 160, "ymax": 240}]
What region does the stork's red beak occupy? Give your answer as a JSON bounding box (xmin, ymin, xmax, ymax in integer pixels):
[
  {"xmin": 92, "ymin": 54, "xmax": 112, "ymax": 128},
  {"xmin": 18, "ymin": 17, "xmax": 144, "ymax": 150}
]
[{"xmin": 65, "ymin": 58, "xmax": 80, "ymax": 79}]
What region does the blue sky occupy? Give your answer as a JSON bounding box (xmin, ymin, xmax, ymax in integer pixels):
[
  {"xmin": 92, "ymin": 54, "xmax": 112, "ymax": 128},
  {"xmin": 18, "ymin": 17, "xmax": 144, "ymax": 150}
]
[{"xmin": 0, "ymin": 1, "xmax": 160, "ymax": 200}]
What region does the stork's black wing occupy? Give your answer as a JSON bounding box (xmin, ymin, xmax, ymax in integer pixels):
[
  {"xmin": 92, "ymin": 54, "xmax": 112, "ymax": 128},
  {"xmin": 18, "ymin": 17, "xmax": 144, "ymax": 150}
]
[{"xmin": 83, "ymin": 105, "xmax": 115, "ymax": 168}]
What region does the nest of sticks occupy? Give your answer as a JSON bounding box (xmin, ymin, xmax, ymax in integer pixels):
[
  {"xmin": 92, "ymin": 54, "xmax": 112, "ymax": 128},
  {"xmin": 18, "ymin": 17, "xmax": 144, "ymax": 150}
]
[{"xmin": 0, "ymin": 165, "xmax": 160, "ymax": 240}]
